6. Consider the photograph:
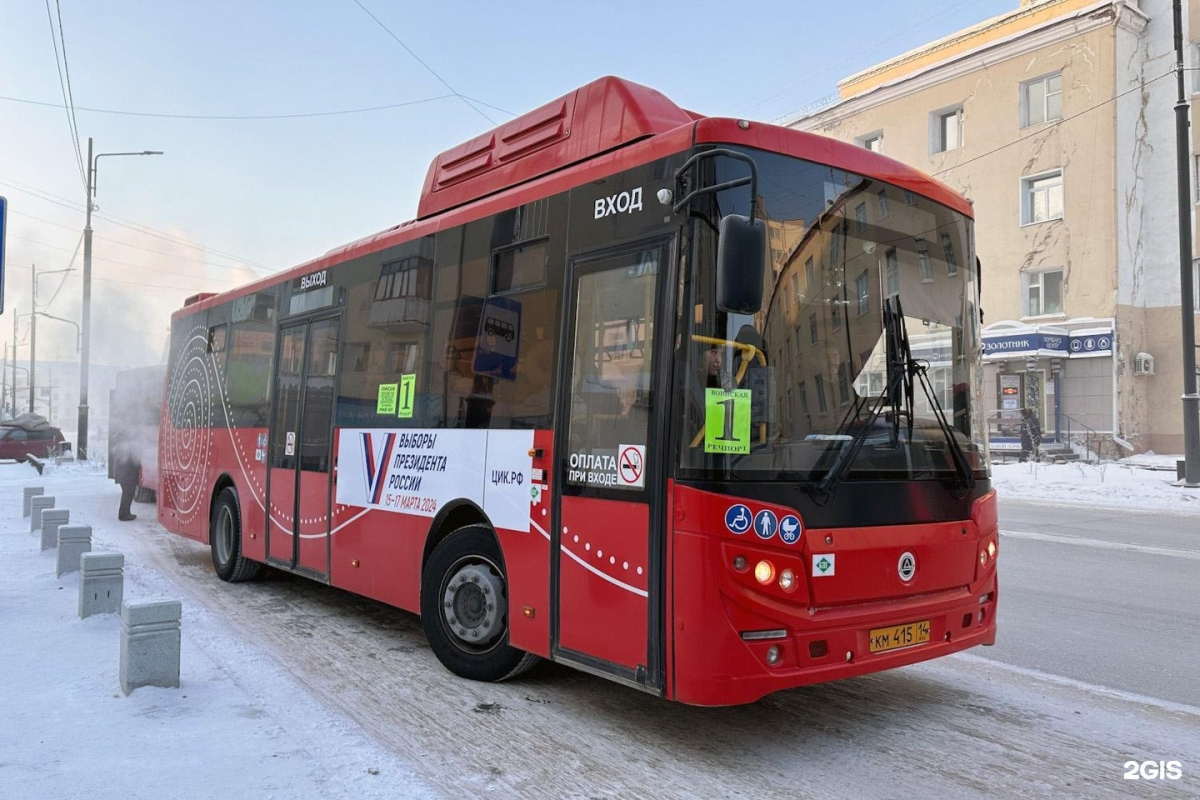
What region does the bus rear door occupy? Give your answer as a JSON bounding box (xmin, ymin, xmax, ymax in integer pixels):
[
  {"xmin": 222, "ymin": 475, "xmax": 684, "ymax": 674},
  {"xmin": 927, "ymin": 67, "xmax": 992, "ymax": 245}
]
[{"xmin": 266, "ymin": 314, "xmax": 340, "ymax": 579}]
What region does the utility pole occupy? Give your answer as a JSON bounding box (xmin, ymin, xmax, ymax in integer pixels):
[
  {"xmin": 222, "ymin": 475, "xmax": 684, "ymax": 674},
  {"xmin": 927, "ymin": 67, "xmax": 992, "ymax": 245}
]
[
  {"xmin": 1173, "ymin": 0, "xmax": 1200, "ymax": 486},
  {"xmin": 81, "ymin": 137, "xmax": 93, "ymax": 459},
  {"xmin": 11, "ymin": 304, "xmax": 16, "ymax": 418},
  {"xmin": 29, "ymin": 263, "xmax": 36, "ymax": 415},
  {"xmin": 80, "ymin": 137, "xmax": 163, "ymax": 460}
]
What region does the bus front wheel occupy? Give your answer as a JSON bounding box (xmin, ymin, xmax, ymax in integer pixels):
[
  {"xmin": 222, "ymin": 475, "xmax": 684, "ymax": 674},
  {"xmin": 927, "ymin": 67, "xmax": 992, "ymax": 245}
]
[
  {"xmin": 210, "ymin": 487, "xmax": 261, "ymax": 583},
  {"xmin": 420, "ymin": 525, "xmax": 538, "ymax": 682}
]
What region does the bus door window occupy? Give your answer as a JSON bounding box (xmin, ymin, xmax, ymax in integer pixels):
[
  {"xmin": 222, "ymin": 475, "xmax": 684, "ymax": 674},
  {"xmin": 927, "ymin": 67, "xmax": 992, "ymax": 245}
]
[
  {"xmin": 301, "ymin": 318, "xmax": 339, "ymax": 472},
  {"xmin": 270, "ymin": 327, "xmax": 306, "ymax": 471},
  {"xmin": 565, "ymin": 248, "xmax": 659, "ymax": 487}
]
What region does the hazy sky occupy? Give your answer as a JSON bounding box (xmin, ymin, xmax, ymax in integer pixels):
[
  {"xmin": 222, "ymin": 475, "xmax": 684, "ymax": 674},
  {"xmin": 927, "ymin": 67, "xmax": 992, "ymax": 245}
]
[{"xmin": 1, "ymin": 0, "xmax": 1016, "ymax": 368}]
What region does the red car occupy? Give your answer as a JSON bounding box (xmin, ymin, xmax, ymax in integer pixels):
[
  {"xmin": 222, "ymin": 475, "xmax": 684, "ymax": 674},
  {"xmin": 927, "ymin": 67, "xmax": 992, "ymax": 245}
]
[{"xmin": 0, "ymin": 424, "xmax": 67, "ymax": 462}]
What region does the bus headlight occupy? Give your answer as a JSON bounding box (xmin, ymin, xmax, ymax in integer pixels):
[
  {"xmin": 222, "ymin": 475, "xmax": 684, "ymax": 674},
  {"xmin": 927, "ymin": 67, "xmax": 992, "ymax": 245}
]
[{"xmin": 778, "ymin": 568, "xmax": 796, "ymax": 592}]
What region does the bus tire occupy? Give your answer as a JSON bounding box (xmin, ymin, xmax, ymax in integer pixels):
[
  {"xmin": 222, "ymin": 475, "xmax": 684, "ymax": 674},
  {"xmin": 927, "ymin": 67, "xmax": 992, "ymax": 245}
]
[
  {"xmin": 210, "ymin": 487, "xmax": 260, "ymax": 583},
  {"xmin": 421, "ymin": 525, "xmax": 539, "ymax": 682}
]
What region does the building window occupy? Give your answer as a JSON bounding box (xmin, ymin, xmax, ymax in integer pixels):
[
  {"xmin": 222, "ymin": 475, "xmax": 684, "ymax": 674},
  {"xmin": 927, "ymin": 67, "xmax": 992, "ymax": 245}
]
[
  {"xmin": 885, "ymin": 248, "xmax": 899, "ymax": 297},
  {"xmin": 877, "ymin": 189, "xmax": 890, "ymax": 217},
  {"xmin": 856, "ymin": 131, "xmax": 884, "ymax": 152},
  {"xmin": 854, "ymin": 203, "xmax": 868, "ymax": 233},
  {"xmin": 831, "ymin": 303, "xmax": 842, "ymax": 331},
  {"xmin": 810, "ymin": 313, "xmax": 819, "ymax": 344},
  {"xmin": 790, "ymin": 272, "xmax": 800, "ymax": 303},
  {"xmin": 1022, "ymin": 170, "xmax": 1064, "ymax": 224},
  {"xmin": 930, "ymin": 105, "xmax": 963, "ymax": 153},
  {"xmin": 941, "ymin": 233, "xmax": 958, "ymax": 276},
  {"xmin": 837, "ymin": 363, "xmax": 851, "ymax": 406},
  {"xmin": 815, "ymin": 373, "xmax": 828, "ymax": 413},
  {"xmin": 1194, "ymin": 154, "xmax": 1200, "ymax": 203},
  {"xmin": 1192, "ymin": 44, "xmax": 1200, "ymax": 94},
  {"xmin": 1022, "ymin": 269, "xmax": 1064, "ymax": 316},
  {"xmin": 856, "ymin": 270, "xmax": 870, "ymax": 316},
  {"xmin": 805, "ymin": 256, "xmax": 816, "ymax": 292},
  {"xmin": 903, "ymin": 189, "xmax": 917, "ymax": 206},
  {"xmin": 798, "ymin": 381, "xmax": 809, "ymax": 414},
  {"xmin": 916, "ymin": 238, "xmax": 933, "ymax": 282},
  {"xmin": 1021, "ymin": 73, "xmax": 1063, "ymax": 127}
]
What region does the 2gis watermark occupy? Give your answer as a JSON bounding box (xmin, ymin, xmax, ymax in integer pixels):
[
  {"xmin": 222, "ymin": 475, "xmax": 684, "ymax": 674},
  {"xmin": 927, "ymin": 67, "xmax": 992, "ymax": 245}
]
[{"xmin": 1123, "ymin": 760, "xmax": 1184, "ymax": 781}]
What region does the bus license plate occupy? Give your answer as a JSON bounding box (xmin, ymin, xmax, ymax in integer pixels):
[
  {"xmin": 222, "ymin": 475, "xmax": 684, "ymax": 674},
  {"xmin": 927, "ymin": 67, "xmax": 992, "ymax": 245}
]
[{"xmin": 868, "ymin": 620, "xmax": 931, "ymax": 653}]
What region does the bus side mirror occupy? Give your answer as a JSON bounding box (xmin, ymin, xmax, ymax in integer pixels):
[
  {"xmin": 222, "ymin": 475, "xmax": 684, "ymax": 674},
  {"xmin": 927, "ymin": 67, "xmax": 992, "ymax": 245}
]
[{"xmin": 716, "ymin": 214, "xmax": 766, "ymax": 314}]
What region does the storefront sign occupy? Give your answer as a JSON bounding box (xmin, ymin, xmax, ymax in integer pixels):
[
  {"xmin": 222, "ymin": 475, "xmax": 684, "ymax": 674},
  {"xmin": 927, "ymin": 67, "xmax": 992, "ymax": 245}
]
[{"xmin": 983, "ymin": 329, "xmax": 1112, "ymax": 359}]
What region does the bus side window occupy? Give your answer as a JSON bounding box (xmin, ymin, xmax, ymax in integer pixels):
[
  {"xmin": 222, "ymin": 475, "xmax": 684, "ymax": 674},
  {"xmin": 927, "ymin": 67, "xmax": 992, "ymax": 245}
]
[
  {"xmin": 228, "ymin": 290, "xmax": 278, "ymax": 428},
  {"xmin": 337, "ymin": 237, "xmax": 434, "ymax": 427}
]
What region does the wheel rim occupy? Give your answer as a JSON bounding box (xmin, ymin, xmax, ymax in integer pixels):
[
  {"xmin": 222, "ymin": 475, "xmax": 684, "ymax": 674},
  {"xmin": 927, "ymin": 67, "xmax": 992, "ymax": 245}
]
[
  {"xmin": 214, "ymin": 505, "xmax": 234, "ymax": 565},
  {"xmin": 440, "ymin": 556, "xmax": 508, "ymax": 653}
]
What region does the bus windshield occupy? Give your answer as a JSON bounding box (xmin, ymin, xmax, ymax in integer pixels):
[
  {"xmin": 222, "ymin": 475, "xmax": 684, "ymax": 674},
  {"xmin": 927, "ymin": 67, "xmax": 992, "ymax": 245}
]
[{"xmin": 678, "ymin": 146, "xmax": 987, "ymax": 484}]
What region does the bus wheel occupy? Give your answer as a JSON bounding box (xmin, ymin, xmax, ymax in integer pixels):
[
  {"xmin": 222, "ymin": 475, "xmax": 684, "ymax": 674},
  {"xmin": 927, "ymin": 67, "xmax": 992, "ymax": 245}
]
[
  {"xmin": 421, "ymin": 525, "xmax": 538, "ymax": 682},
  {"xmin": 210, "ymin": 487, "xmax": 260, "ymax": 583}
]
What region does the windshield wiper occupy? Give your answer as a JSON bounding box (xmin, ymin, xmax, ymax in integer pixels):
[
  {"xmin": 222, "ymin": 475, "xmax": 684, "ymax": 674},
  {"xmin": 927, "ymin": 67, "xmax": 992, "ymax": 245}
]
[
  {"xmin": 889, "ymin": 296, "xmax": 975, "ymax": 493},
  {"xmin": 809, "ymin": 297, "xmax": 974, "ymax": 498},
  {"xmin": 808, "ymin": 299, "xmax": 909, "ymax": 497}
]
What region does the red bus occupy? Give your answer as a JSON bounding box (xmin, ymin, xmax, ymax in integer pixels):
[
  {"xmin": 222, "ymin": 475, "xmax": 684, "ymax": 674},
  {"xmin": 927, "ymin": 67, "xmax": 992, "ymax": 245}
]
[{"xmin": 158, "ymin": 76, "xmax": 997, "ymax": 706}]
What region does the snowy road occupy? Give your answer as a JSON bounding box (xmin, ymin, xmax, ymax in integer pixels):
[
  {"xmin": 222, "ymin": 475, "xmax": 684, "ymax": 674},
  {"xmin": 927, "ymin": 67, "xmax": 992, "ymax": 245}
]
[{"xmin": 14, "ymin": 465, "xmax": 1200, "ymax": 799}]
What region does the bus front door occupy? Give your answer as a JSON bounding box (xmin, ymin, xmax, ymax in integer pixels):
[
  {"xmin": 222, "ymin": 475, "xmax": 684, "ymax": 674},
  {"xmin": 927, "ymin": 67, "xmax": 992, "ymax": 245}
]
[
  {"xmin": 554, "ymin": 242, "xmax": 667, "ymax": 691},
  {"xmin": 266, "ymin": 315, "xmax": 340, "ymax": 579}
]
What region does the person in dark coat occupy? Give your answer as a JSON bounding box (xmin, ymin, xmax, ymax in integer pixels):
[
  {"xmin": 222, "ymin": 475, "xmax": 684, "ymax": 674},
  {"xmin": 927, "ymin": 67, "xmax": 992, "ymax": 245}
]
[
  {"xmin": 1019, "ymin": 407, "xmax": 1042, "ymax": 463},
  {"xmin": 112, "ymin": 436, "xmax": 140, "ymax": 521}
]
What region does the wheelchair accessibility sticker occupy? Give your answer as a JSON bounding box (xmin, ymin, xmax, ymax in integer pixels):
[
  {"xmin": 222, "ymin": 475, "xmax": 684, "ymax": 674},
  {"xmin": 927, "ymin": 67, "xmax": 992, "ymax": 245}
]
[{"xmin": 724, "ymin": 504, "xmax": 752, "ymax": 534}]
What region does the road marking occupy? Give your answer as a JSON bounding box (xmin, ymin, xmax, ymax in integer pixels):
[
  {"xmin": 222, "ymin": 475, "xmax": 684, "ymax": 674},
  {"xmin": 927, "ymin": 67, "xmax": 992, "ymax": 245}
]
[
  {"xmin": 953, "ymin": 652, "xmax": 1200, "ymax": 718},
  {"xmin": 1001, "ymin": 528, "xmax": 1200, "ymax": 560}
]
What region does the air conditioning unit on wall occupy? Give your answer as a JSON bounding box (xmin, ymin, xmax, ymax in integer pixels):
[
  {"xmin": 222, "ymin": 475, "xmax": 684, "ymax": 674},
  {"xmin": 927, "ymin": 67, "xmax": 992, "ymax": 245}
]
[{"xmin": 1134, "ymin": 352, "xmax": 1154, "ymax": 376}]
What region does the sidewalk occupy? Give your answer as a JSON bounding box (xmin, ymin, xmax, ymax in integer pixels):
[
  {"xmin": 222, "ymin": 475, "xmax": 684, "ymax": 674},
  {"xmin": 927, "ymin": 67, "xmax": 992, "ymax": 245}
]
[{"xmin": 0, "ymin": 462, "xmax": 433, "ymax": 800}]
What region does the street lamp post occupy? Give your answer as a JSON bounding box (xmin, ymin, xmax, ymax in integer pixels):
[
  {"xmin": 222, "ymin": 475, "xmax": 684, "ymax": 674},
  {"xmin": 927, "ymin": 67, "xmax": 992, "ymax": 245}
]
[{"xmin": 79, "ymin": 137, "xmax": 162, "ymax": 460}]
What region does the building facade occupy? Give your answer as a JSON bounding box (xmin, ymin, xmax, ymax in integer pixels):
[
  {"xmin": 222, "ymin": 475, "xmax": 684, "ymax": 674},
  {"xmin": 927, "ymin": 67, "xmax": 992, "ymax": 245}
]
[{"xmin": 790, "ymin": 0, "xmax": 1200, "ymax": 454}]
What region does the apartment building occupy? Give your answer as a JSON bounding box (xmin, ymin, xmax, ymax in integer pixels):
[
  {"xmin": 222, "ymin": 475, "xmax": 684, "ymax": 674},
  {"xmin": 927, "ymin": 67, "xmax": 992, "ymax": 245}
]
[{"xmin": 790, "ymin": 0, "xmax": 1199, "ymax": 454}]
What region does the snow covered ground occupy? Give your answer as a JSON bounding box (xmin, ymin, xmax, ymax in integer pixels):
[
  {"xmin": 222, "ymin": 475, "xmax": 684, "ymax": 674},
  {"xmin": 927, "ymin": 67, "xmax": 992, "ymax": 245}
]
[
  {"xmin": 991, "ymin": 453, "xmax": 1200, "ymax": 514},
  {"xmin": 0, "ymin": 462, "xmax": 435, "ymax": 800},
  {"xmin": 0, "ymin": 456, "xmax": 1195, "ymax": 799}
]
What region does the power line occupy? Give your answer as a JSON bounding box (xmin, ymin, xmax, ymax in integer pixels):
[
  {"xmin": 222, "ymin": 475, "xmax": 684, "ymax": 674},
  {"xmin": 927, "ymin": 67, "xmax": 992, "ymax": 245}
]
[
  {"xmin": 8, "ymin": 259, "xmax": 234, "ymax": 293},
  {"xmin": 0, "ymin": 92, "xmax": 456, "ymax": 120},
  {"xmin": 43, "ymin": 0, "xmax": 85, "ymax": 191},
  {"xmin": 8, "ymin": 208, "xmax": 265, "ymax": 274},
  {"xmin": 0, "ymin": 175, "xmax": 274, "ymax": 271},
  {"xmin": 41, "ymin": 232, "xmax": 81, "ymax": 311},
  {"xmin": 349, "ymin": 0, "xmax": 499, "ymax": 125},
  {"xmin": 8, "ymin": 233, "xmax": 242, "ymax": 285}
]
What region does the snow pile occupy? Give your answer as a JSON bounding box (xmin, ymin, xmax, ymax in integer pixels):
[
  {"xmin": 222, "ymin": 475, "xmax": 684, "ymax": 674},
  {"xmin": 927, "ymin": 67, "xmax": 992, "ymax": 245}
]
[{"xmin": 991, "ymin": 455, "xmax": 1200, "ymax": 513}]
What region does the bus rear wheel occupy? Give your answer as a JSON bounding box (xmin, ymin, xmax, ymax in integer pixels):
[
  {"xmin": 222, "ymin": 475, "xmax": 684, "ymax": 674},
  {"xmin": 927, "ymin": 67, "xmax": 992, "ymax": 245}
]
[
  {"xmin": 420, "ymin": 525, "xmax": 538, "ymax": 682},
  {"xmin": 210, "ymin": 487, "xmax": 261, "ymax": 583}
]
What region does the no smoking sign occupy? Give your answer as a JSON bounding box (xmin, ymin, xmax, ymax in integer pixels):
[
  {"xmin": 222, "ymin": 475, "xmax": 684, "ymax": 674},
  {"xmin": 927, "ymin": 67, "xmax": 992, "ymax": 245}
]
[{"xmin": 617, "ymin": 444, "xmax": 646, "ymax": 488}]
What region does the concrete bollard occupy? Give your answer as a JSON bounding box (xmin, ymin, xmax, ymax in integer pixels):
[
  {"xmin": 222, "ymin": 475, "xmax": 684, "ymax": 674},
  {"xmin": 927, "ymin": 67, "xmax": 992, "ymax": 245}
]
[
  {"xmin": 57, "ymin": 525, "xmax": 93, "ymax": 578},
  {"xmin": 120, "ymin": 600, "xmax": 182, "ymax": 695},
  {"xmin": 79, "ymin": 552, "xmax": 124, "ymax": 618},
  {"xmin": 30, "ymin": 496, "xmax": 55, "ymax": 533},
  {"xmin": 22, "ymin": 486, "xmax": 44, "ymax": 517},
  {"xmin": 40, "ymin": 509, "xmax": 70, "ymax": 552}
]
